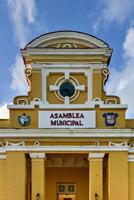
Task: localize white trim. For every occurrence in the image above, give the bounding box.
[100,104,128,109]
[0,128,134,138]
[25,32,108,48]
[7,104,35,109]
[88,153,105,160]
[0,154,7,159]
[128,155,134,162]
[0,145,129,153]
[50,85,59,91]
[39,103,95,109]
[7,102,128,109]
[42,64,92,104]
[75,85,85,91]
[29,153,46,159]
[22,48,112,56]
[32,63,107,70]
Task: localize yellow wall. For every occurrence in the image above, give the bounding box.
[93,71,102,99]
[46,167,89,200]
[10,108,38,128]
[0,159,6,200]
[6,152,26,200]
[30,70,42,100]
[128,161,134,200]
[97,108,126,128]
[108,152,128,200]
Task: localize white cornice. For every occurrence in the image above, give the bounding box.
[7,102,128,109]
[21,48,112,57]
[0,145,129,153]
[0,128,134,138]
[32,63,107,70]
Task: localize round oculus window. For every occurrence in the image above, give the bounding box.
[59,81,75,97]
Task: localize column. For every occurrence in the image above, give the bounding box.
[0,155,6,200]
[30,153,46,200]
[88,153,105,200]
[108,152,128,200]
[6,152,26,200]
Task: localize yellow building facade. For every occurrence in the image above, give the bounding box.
[0,31,134,200]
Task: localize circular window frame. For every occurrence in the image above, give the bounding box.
[54,76,80,102]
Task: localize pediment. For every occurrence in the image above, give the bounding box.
[26,31,109,49]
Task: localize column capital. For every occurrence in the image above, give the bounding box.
[29,153,46,159]
[0,154,7,159]
[88,153,105,161]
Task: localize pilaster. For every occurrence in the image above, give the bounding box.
[30,153,46,200]
[88,153,105,200]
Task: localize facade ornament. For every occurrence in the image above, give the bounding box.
[32,98,41,105]
[105,98,117,104]
[6,141,25,146]
[95,141,100,146]
[103,112,118,126]
[0,143,4,148]
[109,142,128,147]
[128,143,134,148]
[34,141,40,146]
[18,113,31,127]
[25,67,32,92]
[17,98,29,105]
[57,43,77,48]
[102,68,109,89]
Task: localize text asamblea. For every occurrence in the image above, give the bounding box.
[50,112,84,126]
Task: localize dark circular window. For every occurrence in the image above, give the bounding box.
[59,81,75,97]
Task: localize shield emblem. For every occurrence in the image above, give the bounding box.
[103,112,118,126]
[18,113,30,126]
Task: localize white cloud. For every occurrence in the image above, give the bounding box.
[0,104,9,119]
[7,0,37,47]
[102,0,133,23]
[10,55,28,94]
[93,0,134,33]
[106,26,134,118]
[6,0,37,96]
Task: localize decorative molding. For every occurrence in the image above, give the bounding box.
[7,99,127,109]
[25,67,32,92]
[109,142,128,147]
[32,63,107,70]
[57,43,77,49]
[102,68,109,88]
[29,153,46,159]
[6,141,25,147]
[0,128,134,138]
[0,145,129,153]
[22,48,112,58]
[88,153,105,160]
[105,98,117,104]
[16,98,29,105]
[34,141,40,146]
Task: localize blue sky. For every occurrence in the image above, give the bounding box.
[0,0,134,118]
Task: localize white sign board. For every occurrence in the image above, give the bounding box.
[39,111,96,128]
